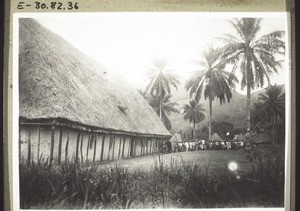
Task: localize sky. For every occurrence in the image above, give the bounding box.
[33,13,288,95]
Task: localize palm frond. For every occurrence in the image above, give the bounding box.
[228,19,246,41]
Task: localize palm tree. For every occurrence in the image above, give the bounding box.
[258,84,285,144]
[147,94,180,130]
[145,58,180,120]
[219,18,285,131]
[182,100,205,142]
[185,46,237,141]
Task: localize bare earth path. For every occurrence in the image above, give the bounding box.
[94,150,252,173]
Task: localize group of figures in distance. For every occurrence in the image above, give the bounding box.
[140,18,285,144]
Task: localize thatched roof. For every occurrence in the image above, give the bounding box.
[238,134,247,141]
[233,134,239,141]
[19,18,170,138]
[170,133,183,143]
[211,133,222,142]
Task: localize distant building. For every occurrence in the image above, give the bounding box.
[211,133,223,142]
[169,133,183,151]
[232,133,247,142]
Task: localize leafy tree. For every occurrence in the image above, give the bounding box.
[219,18,285,131]
[182,100,205,142]
[257,84,285,144]
[145,59,180,120]
[185,46,237,141]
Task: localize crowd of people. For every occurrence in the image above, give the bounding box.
[170,139,246,152]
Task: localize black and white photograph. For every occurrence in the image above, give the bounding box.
[13,12,289,210]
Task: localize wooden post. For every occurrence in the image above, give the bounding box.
[65,129,69,163]
[149,139,153,154]
[129,137,133,157]
[93,134,97,162]
[134,138,137,157]
[58,128,63,165]
[75,131,81,165]
[128,137,131,157]
[122,137,126,158]
[112,135,116,160]
[118,136,122,159]
[152,139,154,153]
[158,139,160,152]
[126,137,129,157]
[132,137,135,157]
[49,125,55,167]
[100,135,105,162]
[141,138,144,156]
[37,126,41,164]
[86,132,91,162]
[27,128,31,165]
[144,139,147,155]
[108,135,111,160]
[80,132,84,164]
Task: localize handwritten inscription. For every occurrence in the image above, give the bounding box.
[17,1,79,10]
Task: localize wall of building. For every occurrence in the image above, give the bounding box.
[19,124,166,165]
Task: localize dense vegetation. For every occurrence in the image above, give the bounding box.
[20,146,284,209]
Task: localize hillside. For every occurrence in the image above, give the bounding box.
[169,89,247,133]
[167,83,285,134]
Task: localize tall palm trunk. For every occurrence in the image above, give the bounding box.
[193,121,196,141]
[246,57,251,132]
[208,97,212,142]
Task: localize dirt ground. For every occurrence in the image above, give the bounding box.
[93,150,253,173]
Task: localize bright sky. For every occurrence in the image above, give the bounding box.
[33,13,288,94]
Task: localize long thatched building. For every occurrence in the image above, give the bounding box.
[19,18,171,166]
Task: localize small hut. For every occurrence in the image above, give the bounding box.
[232,134,239,142]
[238,134,247,142]
[18,18,171,166]
[169,133,183,152]
[211,133,222,142]
[232,133,246,142]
